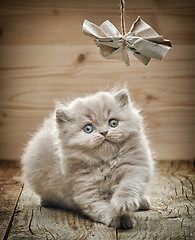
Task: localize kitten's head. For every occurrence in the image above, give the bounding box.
[56,89,141,161]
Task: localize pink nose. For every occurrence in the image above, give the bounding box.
[101,131,108,137]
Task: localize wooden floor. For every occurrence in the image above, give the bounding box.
[0,161,195,240]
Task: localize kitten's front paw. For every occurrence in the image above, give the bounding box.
[109,214,135,229]
[111,195,139,213]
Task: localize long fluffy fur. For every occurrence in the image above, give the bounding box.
[22,89,154,229]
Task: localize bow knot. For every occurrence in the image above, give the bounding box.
[83,16,172,66]
[122,36,126,49]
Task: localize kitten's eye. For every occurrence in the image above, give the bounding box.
[83,124,94,133]
[109,119,119,128]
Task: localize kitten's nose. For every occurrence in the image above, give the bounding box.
[100,131,108,137]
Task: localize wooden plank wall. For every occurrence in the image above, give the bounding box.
[0,0,194,161]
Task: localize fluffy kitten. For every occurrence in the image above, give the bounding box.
[22,89,154,229]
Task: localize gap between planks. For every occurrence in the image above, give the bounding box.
[0,160,22,240]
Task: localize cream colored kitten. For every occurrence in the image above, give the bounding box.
[22,89,154,229]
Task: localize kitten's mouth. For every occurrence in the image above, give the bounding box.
[101,139,112,144]
[97,138,115,148]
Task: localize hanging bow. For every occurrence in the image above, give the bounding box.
[83,16,172,66]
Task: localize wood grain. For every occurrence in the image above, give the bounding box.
[0,45,194,160]
[7,187,116,239]
[0,0,195,161]
[0,160,22,240]
[6,161,195,239]
[0,0,194,45]
[118,161,195,239]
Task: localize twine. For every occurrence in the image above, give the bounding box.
[120,0,126,51]
[120,0,126,36]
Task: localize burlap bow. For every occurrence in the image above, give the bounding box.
[83,16,172,66]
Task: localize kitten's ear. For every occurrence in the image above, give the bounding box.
[56,108,71,123]
[114,89,130,108]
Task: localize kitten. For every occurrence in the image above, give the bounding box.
[22,89,154,229]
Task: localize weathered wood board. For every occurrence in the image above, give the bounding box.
[7,161,195,240]
[0,161,22,240]
[7,186,117,239]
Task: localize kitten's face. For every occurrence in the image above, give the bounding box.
[56,90,140,160]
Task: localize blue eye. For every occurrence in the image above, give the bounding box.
[109,119,119,128]
[83,124,94,133]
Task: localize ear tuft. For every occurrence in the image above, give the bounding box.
[56,108,71,123]
[114,89,130,108]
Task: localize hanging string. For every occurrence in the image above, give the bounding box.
[120,0,126,36]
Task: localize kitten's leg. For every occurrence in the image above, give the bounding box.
[73,195,134,229]
[82,201,135,229]
[74,197,114,226]
[111,166,151,214]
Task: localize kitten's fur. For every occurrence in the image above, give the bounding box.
[22,89,154,229]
